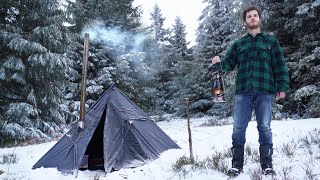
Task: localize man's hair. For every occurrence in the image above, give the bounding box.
[242,6,262,21]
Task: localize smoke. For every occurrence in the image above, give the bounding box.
[81,21,155,81]
[81,21,146,54]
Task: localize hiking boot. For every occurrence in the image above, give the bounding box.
[259,144,273,170]
[231,146,244,169]
[262,165,276,175]
[227,166,242,177]
[227,145,244,177]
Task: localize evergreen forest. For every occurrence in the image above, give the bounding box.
[0,0,319,146]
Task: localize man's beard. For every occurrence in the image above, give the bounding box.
[246,20,261,29]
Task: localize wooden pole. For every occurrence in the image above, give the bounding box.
[184,98,194,163]
[75,33,89,178]
[78,33,89,130]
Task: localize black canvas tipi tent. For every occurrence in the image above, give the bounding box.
[32,84,180,173]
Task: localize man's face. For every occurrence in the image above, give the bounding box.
[245,10,261,29]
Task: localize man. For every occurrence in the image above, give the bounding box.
[212,6,289,176]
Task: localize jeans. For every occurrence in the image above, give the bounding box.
[232,91,273,147]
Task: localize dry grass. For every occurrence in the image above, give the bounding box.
[171,129,320,179]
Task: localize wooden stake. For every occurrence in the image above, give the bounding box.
[184,98,194,163]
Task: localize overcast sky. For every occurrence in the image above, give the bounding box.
[133,0,206,46]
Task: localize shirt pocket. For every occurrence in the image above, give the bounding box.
[256,44,271,62]
[257,44,273,73]
[237,46,250,64]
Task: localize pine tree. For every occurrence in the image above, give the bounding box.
[149,4,170,44]
[171,17,189,59]
[192,0,240,117]
[170,17,196,114]
[65,0,147,116]
[0,0,73,145]
[136,37,162,114]
[264,0,320,118]
[147,4,176,113]
[67,0,141,33]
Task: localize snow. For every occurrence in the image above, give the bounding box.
[1,117,320,180]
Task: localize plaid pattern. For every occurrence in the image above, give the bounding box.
[215,32,289,94]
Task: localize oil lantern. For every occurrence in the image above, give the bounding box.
[211,72,226,103]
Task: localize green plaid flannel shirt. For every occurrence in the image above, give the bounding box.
[215,32,289,95]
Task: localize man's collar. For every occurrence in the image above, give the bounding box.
[245,31,266,38]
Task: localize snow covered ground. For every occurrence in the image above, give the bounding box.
[1,117,320,180]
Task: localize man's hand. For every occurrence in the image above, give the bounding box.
[277,92,286,99]
[212,56,221,64]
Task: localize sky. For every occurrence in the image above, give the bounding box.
[1,117,320,179]
[133,0,207,46]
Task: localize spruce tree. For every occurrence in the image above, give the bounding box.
[193,0,239,117]
[147,4,176,113]
[67,0,141,33]
[170,17,196,115]
[264,0,320,118]
[136,37,162,114]
[65,0,147,116]
[149,4,169,44]
[0,0,73,145]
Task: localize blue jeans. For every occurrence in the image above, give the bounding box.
[232,91,273,147]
